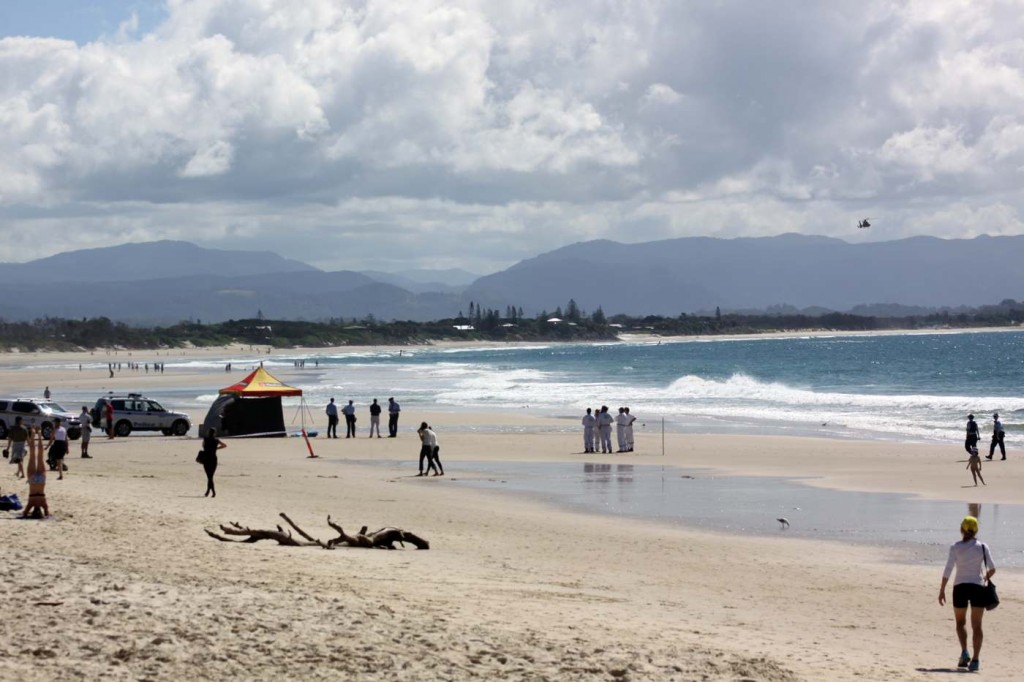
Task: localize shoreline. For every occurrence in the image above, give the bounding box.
[2,347,1022,679]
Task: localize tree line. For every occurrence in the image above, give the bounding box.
[2,298,1024,351]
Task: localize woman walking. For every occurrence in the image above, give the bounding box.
[938,516,996,672]
[200,427,226,497]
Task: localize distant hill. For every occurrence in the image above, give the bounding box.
[360,268,479,294]
[0,240,318,284]
[4,235,1024,324]
[464,234,1024,316]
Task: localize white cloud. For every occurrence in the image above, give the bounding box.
[1,0,1024,272]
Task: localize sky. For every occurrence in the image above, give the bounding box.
[2,0,1024,275]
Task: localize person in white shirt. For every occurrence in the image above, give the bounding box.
[614,407,629,452]
[624,407,636,452]
[596,406,614,454]
[79,406,93,458]
[47,418,69,480]
[416,422,443,476]
[938,516,996,672]
[581,408,596,453]
[342,400,356,438]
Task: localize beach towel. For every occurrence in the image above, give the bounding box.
[0,493,23,511]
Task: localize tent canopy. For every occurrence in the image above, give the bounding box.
[219,367,302,397]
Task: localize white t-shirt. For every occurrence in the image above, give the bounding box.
[421,429,437,447]
[943,538,994,586]
[54,426,68,442]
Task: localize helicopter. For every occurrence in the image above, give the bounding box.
[857,218,871,229]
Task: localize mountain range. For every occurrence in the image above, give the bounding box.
[0,235,1021,324]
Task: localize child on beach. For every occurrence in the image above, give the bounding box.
[966,448,986,487]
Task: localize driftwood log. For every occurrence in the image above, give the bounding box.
[205,513,429,550]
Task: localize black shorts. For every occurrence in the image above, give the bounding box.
[952,582,987,608]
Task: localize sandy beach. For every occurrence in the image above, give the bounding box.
[1,352,1021,680]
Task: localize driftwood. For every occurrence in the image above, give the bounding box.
[205,513,429,550]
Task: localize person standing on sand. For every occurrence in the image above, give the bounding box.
[581,408,596,453]
[6,416,29,478]
[105,400,115,439]
[624,407,636,452]
[987,413,1005,460]
[614,407,629,453]
[596,406,614,454]
[417,422,442,476]
[388,397,401,437]
[43,386,50,400]
[342,400,356,438]
[47,418,68,480]
[369,399,382,438]
[939,516,996,672]
[966,450,985,486]
[79,406,92,458]
[201,427,227,497]
[965,414,980,455]
[325,398,339,438]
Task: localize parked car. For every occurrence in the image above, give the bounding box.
[0,398,82,440]
[92,393,191,437]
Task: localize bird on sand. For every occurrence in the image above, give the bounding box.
[776,518,790,529]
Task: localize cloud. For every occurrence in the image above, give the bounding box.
[1,0,1024,274]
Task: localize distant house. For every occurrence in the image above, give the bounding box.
[608,323,623,328]
[546,317,563,324]
[501,323,516,328]
[452,324,475,331]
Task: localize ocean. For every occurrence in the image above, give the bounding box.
[80,328,1023,444]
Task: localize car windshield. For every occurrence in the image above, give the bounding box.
[39,402,68,412]
[146,401,165,411]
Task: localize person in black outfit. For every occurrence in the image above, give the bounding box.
[201,427,227,498]
[965,414,980,455]
[368,399,382,438]
[988,413,1006,460]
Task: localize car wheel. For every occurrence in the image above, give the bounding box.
[171,419,190,436]
[41,422,53,440]
[67,427,82,441]
[0,421,7,440]
[115,420,133,437]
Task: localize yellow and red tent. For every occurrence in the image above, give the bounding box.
[219,367,302,397]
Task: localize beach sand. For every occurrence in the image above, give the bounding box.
[1,355,1021,680]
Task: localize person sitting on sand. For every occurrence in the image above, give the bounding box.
[939,516,996,672]
[22,427,49,519]
[966,449,985,486]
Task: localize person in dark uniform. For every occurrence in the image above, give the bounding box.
[987,413,1006,460]
[965,414,980,455]
[388,397,401,437]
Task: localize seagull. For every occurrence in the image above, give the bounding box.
[857,218,871,229]
[776,518,790,529]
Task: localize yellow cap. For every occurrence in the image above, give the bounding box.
[961,516,979,533]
